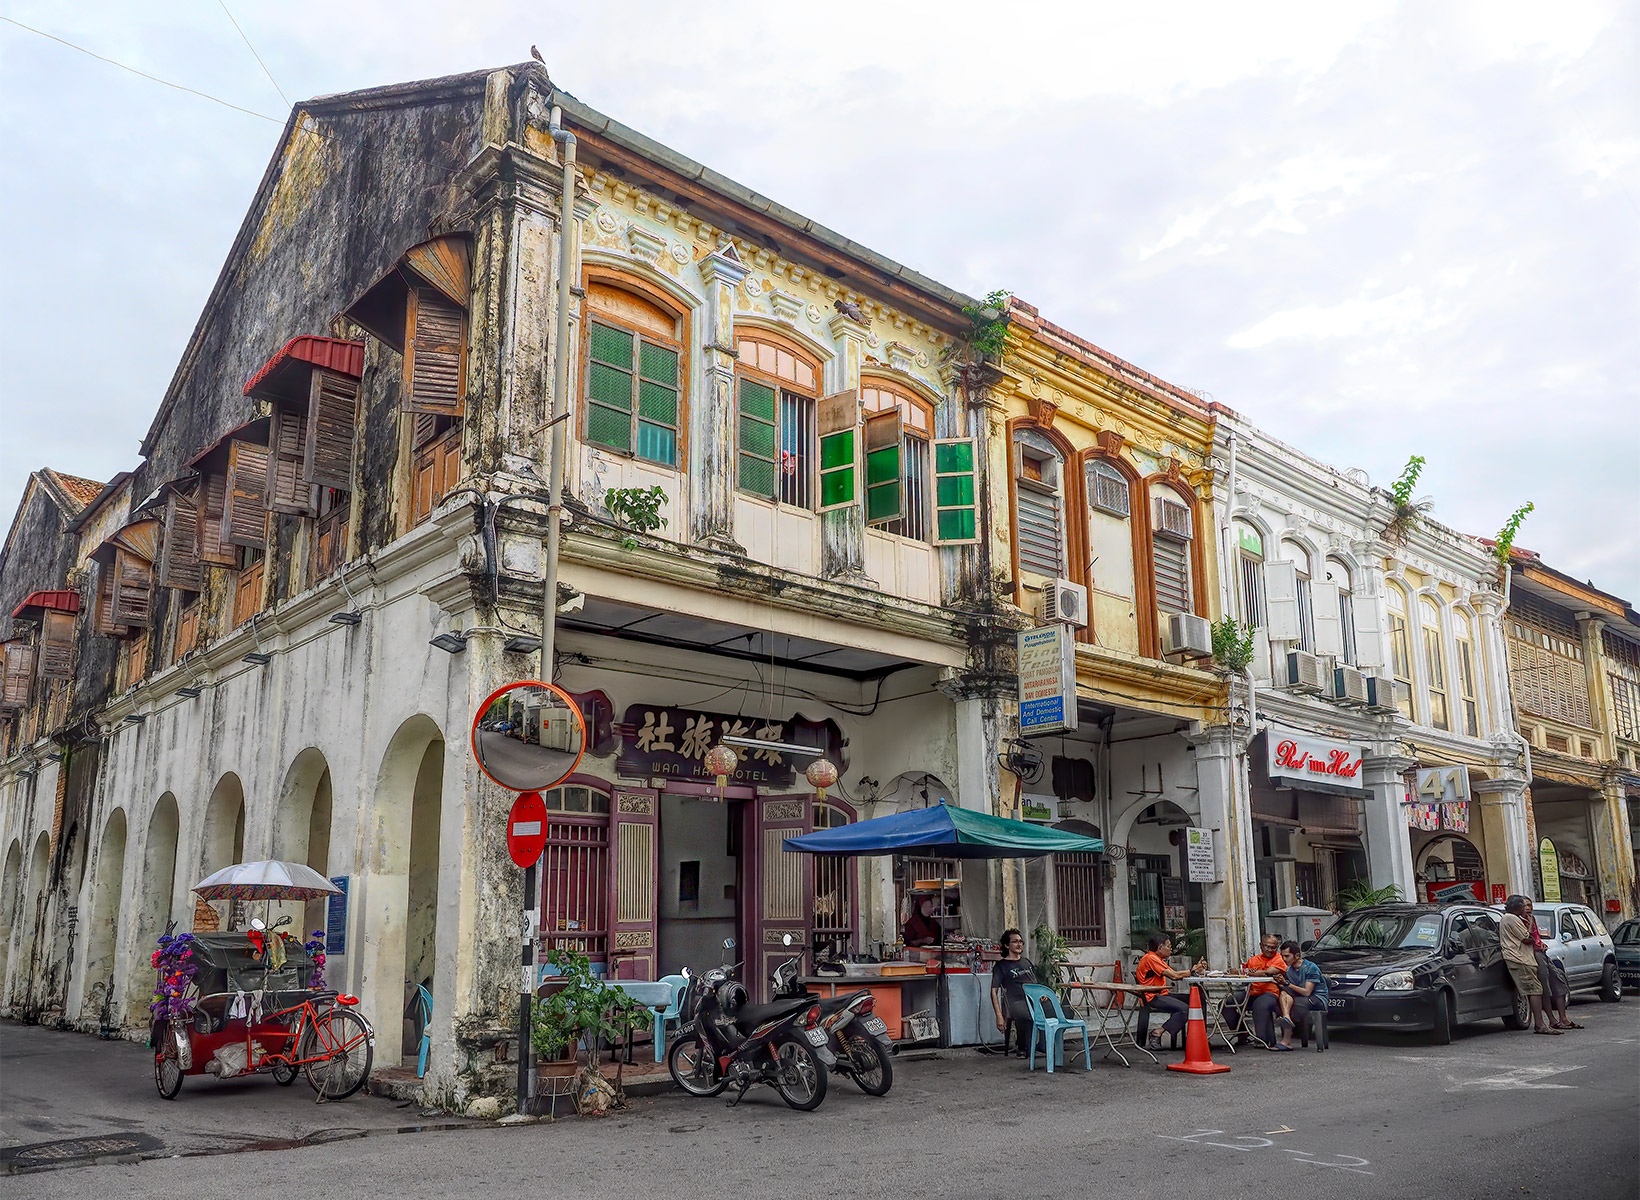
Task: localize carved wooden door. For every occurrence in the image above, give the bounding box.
[608,788,659,979]
[752,794,813,1001]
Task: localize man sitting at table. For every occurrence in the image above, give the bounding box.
[1222,932,1287,1045]
[1135,933,1207,1051]
[1272,939,1328,1050]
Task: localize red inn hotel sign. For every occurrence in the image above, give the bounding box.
[1267,729,1365,791]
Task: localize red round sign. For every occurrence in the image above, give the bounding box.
[506,791,548,869]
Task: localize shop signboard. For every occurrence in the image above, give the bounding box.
[1020,797,1054,824]
[1162,876,1187,928]
[1186,827,1217,883]
[325,875,349,956]
[616,705,843,786]
[1266,730,1365,793]
[1539,837,1562,903]
[1019,625,1077,736]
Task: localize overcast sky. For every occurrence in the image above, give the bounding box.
[2,2,1635,598]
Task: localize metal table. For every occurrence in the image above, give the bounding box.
[1180,976,1276,1052]
[1063,980,1158,1067]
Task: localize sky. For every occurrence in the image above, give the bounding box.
[2,1,1636,598]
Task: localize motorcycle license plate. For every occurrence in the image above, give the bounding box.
[861,1016,887,1035]
[804,1028,828,1047]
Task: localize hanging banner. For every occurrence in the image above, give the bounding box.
[1019,625,1077,736]
[1186,827,1217,883]
[1538,838,1562,903]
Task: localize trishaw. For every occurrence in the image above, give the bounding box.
[151,861,375,1101]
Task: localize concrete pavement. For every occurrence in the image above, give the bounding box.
[473,730,578,791]
[4,994,1636,1196]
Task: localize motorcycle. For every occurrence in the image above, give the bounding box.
[770,934,895,1097]
[667,939,836,1111]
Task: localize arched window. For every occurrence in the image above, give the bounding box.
[1150,484,1194,616]
[1325,557,1355,665]
[1088,460,1130,517]
[736,332,821,508]
[1234,521,1267,628]
[584,281,685,467]
[1387,583,1415,719]
[1014,429,1065,577]
[861,381,933,540]
[1421,596,1450,731]
[1086,460,1134,601]
[1454,609,1481,737]
[1280,540,1314,652]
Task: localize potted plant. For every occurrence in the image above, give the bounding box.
[531,947,650,1112]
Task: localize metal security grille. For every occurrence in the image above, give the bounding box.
[1612,676,1639,741]
[1017,488,1063,576]
[1054,853,1104,945]
[779,391,816,509]
[539,803,609,962]
[813,804,855,947]
[1089,460,1130,516]
[881,435,929,540]
[1154,535,1190,613]
[1239,553,1266,627]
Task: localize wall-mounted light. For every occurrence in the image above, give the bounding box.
[16,767,35,781]
[242,616,272,666]
[124,713,146,726]
[720,734,827,758]
[504,634,542,654]
[430,631,469,654]
[328,611,362,627]
[44,751,62,762]
[175,685,204,698]
[330,566,364,626]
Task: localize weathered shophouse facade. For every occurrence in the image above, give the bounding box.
[0,63,1046,1102]
[1497,547,1639,925]
[988,301,1241,969]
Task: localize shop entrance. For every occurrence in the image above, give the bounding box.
[657,794,738,978]
[1414,833,1488,902]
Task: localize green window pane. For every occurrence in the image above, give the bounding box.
[587,404,632,453]
[636,422,677,466]
[937,508,977,542]
[590,322,633,366]
[819,468,854,508]
[739,379,776,422]
[639,341,678,385]
[739,415,775,460]
[819,430,854,470]
[738,455,775,498]
[866,481,901,524]
[638,381,678,426]
[866,445,901,487]
[934,440,975,474]
[936,473,975,508]
[588,362,634,410]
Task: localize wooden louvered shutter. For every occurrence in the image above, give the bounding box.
[158,494,203,592]
[40,611,75,680]
[94,562,123,634]
[2,644,34,707]
[404,286,466,417]
[266,406,315,516]
[111,548,153,627]
[304,368,359,490]
[197,472,236,566]
[225,440,269,548]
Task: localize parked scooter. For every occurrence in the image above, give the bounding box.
[667,939,836,1111]
[770,934,895,1096]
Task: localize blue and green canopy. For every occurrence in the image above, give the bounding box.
[783,801,1103,859]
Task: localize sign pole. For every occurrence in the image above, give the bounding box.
[516,861,535,1112]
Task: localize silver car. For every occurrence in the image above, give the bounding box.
[1492,902,1623,1002]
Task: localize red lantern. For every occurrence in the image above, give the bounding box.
[805,758,839,801]
[704,744,740,795]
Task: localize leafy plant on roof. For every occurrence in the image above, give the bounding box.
[604,486,668,552]
[1211,618,1256,677]
[1491,502,1534,583]
[946,288,1012,365]
[1381,454,1432,546]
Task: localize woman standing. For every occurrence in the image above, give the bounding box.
[1501,894,1560,1035]
[990,929,1037,1057]
[1526,899,1581,1030]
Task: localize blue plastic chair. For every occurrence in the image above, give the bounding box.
[654,974,688,1063]
[415,985,432,1078]
[1022,984,1091,1073]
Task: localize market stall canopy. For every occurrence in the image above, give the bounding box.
[193,860,340,902]
[783,801,1104,859]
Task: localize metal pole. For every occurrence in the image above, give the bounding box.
[516,861,535,1112]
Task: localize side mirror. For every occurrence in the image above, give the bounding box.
[1300,940,1315,952]
[249,917,266,932]
[1561,931,1574,943]
[681,966,691,979]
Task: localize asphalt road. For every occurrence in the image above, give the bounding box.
[474,730,579,791]
[5,995,1637,1198]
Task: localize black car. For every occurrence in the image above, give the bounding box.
[1614,919,1640,990]
[1306,903,1530,1044]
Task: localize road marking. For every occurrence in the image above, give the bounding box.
[1443,1064,1585,1091]
[1265,1125,1296,1135]
[1158,1131,1372,1175]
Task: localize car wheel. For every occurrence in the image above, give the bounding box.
[1600,962,1623,1003]
[1503,988,1531,1030]
[1427,990,1454,1045]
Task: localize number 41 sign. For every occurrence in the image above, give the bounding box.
[1416,765,1470,805]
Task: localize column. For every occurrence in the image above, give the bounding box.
[1471,591,1513,741]
[941,672,1014,937]
[692,247,748,551]
[823,312,873,585]
[1362,752,1417,899]
[1472,775,1533,896]
[1187,725,1257,967]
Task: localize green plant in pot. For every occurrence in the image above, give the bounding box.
[1333,880,1402,912]
[1031,923,1070,996]
[531,946,651,1109]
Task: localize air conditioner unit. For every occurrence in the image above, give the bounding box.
[1038,578,1088,629]
[1333,664,1368,706]
[1152,496,1192,539]
[1284,650,1326,695]
[1261,825,1297,860]
[1363,674,1399,714]
[1165,612,1213,660]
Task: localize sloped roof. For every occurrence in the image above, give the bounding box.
[42,470,105,511]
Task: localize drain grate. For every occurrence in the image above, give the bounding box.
[1,1132,164,1169]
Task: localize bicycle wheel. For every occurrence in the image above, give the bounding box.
[301,1008,374,1100]
[667,1033,727,1097]
[155,1029,184,1100]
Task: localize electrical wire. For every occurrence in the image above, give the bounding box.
[216,0,289,108]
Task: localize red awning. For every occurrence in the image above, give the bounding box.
[243,336,365,403]
[12,590,81,619]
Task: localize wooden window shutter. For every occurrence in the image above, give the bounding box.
[404,286,466,417]
[197,471,236,566]
[863,408,904,525]
[94,562,124,635]
[111,548,154,627]
[304,368,359,490]
[225,440,269,549]
[40,611,76,680]
[816,389,859,513]
[2,644,34,707]
[932,437,980,545]
[266,406,315,516]
[158,494,203,592]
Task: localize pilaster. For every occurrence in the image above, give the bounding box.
[823,313,873,586]
[1471,774,1533,896]
[1362,752,1417,899]
[1187,724,1258,965]
[692,246,749,551]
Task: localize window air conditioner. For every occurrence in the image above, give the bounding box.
[1333,664,1369,706]
[1152,496,1192,539]
[1165,612,1214,660]
[1261,825,1297,860]
[1038,578,1088,629]
[1363,674,1399,714]
[1284,650,1326,695]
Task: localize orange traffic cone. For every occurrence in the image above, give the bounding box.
[1167,985,1230,1075]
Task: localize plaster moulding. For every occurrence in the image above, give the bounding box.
[769,289,805,323]
[625,223,668,265]
[1027,394,1059,429]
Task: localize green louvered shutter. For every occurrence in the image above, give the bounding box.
[933,437,980,545]
[816,389,859,512]
[737,379,778,498]
[587,321,635,454]
[864,409,903,525]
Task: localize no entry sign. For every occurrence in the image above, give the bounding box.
[507,791,547,869]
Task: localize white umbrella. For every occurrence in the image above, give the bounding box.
[192,860,340,902]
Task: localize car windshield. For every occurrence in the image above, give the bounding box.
[1616,923,1640,946]
[1315,911,1444,950]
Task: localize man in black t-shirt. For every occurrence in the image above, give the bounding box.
[990,929,1037,1056]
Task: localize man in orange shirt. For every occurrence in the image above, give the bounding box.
[1135,933,1207,1051]
[1224,932,1288,1045]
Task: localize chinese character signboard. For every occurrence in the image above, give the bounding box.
[1186,827,1217,883]
[1019,625,1076,737]
[616,706,843,786]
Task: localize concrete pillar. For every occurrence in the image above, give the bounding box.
[823,313,873,585]
[1471,591,1512,739]
[692,247,749,551]
[943,676,1014,937]
[1362,752,1417,899]
[1472,775,1533,896]
[1187,725,1257,966]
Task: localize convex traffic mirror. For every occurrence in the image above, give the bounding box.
[471,680,587,793]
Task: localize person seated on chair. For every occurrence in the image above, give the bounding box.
[903,897,943,948]
[991,928,1037,1056]
[1135,933,1205,1051]
[1224,932,1288,1045]
[1272,940,1327,1050]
